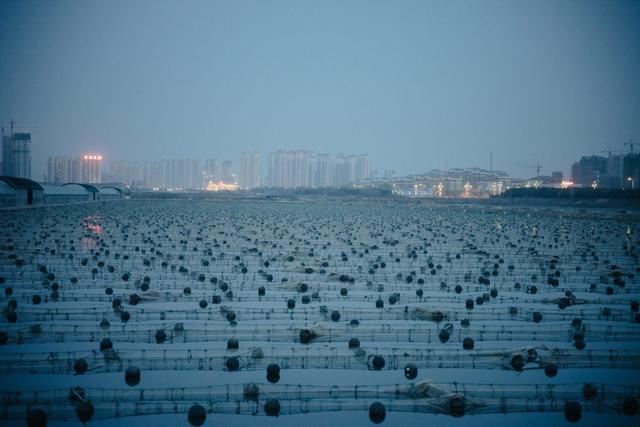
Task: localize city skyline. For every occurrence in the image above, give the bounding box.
[5,126,640,183]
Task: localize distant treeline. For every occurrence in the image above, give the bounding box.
[500,187,640,199]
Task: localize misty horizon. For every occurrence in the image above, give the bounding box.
[1,0,639,181]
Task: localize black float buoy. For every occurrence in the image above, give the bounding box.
[300,329,314,344]
[287,298,295,309]
[75,400,95,424]
[227,337,239,350]
[69,387,85,403]
[267,363,280,376]
[564,400,581,423]
[155,329,167,344]
[462,337,474,350]
[267,363,280,383]
[226,311,237,322]
[243,383,260,401]
[125,366,141,386]
[582,383,597,400]
[375,299,384,308]
[128,293,141,306]
[404,363,418,380]
[510,354,525,371]
[225,356,240,371]
[100,319,110,330]
[532,312,543,323]
[199,299,207,309]
[73,358,88,375]
[371,355,385,370]
[340,287,348,296]
[99,338,112,351]
[120,311,130,322]
[438,329,450,343]
[460,318,470,328]
[449,395,465,417]
[368,401,386,424]
[544,363,558,377]
[465,299,474,309]
[431,311,444,323]
[27,408,47,427]
[258,286,265,296]
[264,398,281,417]
[349,338,360,348]
[622,398,639,416]
[212,295,221,304]
[188,404,207,426]
[331,310,341,322]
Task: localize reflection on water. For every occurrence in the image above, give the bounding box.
[82,237,97,250]
[84,215,103,234]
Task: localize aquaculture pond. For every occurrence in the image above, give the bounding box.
[1,200,639,427]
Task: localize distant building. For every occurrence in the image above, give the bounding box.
[375,167,510,198]
[2,122,31,179]
[168,158,200,190]
[623,154,640,189]
[551,171,563,184]
[204,158,219,182]
[110,160,142,185]
[570,152,640,189]
[267,150,368,188]
[80,155,102,183]
[571,156,607,188]
[206,181,238,192]
[143,159,170,189]
[222,160,234,183]
[240,151,261,189]
[604,155,624,188]
[47,156,82,183]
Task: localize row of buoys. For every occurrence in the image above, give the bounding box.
[2,199,639,426]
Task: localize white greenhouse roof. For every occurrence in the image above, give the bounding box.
[0,180,16,195]
[40,183,91,195]
[99,187,122,195]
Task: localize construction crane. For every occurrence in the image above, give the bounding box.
[624,139,638,154]
[601,148,625,157]
[523,163,543,176]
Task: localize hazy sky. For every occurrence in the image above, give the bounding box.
[1,0,639,180]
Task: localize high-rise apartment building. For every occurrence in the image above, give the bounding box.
[222,160,233,182]
[240,151,261,189]
[267,150,368,188]
[204,159,219,182]
[46,156,81,183]
[2,122,31,179]
[80,155,102,183]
